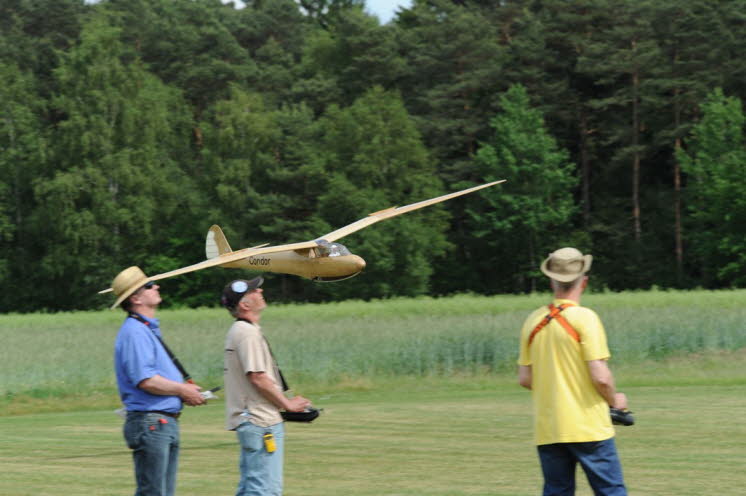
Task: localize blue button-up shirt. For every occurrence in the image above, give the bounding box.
[114,313,184,413]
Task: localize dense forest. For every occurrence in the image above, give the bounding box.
[1,0,745,312]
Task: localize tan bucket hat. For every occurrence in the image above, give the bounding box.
[110,266,152,310]
[540,247,592,282]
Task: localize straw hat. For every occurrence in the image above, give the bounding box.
[540,247,592,282]
[110,266,152,310]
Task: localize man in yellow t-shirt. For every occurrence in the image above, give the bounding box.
[518,248,628,495]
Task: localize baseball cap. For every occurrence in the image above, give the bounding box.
[221,276,264,309]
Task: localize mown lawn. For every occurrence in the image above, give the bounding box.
[1,368,745,495]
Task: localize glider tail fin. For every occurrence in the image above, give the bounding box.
[206,225,233,259]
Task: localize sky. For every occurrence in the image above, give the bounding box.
[364,0,413,23]
[220,1,414,24]
[85,1,414,24]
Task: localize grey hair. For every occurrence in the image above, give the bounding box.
[550,277,584,293]
[228,294,251,318]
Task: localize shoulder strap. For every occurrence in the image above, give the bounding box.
[129,313,193,383]
[236,318,290,392]
[527,303,580,346]
[552,305,581,343]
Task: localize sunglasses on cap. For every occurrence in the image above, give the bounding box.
[231,280,248,293]
[231,280,262,296]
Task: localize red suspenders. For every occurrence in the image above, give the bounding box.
[527,303,580,346]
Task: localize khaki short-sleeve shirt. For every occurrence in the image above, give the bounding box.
[224,320,283,429]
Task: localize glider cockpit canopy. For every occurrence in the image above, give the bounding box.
[315,240,351,258]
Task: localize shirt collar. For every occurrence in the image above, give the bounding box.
[553,298,579,306]
[130,312,160,329]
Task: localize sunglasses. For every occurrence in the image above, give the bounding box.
[231,280,248,293]
[141,281,156,290]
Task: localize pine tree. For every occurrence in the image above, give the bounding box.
[300,6,405,107]
[220,0,312,109]
[297,0,365,29]
[530,0,618,227]
[105,0,253,114]
[577,1,666,243]
[397,0,508,182]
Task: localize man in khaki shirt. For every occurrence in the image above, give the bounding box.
[222,277,311,496]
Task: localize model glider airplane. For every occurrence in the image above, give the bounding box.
[99,180,504,291]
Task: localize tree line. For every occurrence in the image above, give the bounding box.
[1,0,744,312]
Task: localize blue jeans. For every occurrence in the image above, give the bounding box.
[537,438,626,496]
[235,421,285,496]
[123,412,180,496]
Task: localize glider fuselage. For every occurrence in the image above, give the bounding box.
[217,244,366,281]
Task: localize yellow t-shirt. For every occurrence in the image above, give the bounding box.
[518,299,615,445]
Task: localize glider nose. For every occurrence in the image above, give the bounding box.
[353,255,366,272]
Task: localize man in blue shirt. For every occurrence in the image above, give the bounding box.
[111,266,205,496]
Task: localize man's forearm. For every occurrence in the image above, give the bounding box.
[593,380,617,406]
[587,360,617,406]
[139,375,186,396]
[518,365,532,390]
[249,372,290,410]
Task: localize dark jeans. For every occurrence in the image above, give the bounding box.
[124,412,180,496]
[537,438,627,496]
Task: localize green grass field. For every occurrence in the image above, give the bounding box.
[1,290,746,494]
[2,374,746,495]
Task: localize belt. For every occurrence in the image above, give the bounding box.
[150,410,181,419]
[131,410,181,419]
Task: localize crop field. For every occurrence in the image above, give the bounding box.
[1,290,746,494]
[2,289,746,406]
